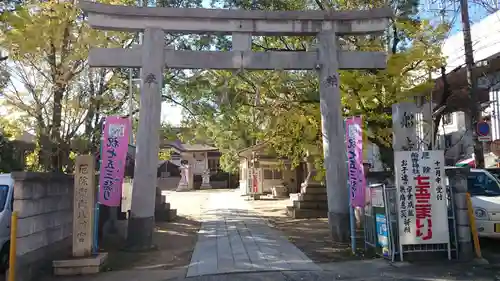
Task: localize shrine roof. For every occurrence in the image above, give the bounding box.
[162,140,218,152]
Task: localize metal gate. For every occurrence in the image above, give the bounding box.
[364,183,459,262]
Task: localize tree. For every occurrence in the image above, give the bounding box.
[0,118,24,173]
[0,133,23,173]
[171,0,447,174]
[0,0,137,171]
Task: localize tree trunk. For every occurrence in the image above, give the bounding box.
[50,86,65,172]
[460,0,485,168]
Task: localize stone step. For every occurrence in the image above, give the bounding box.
[291,193,323,201]
[155,208,177,222]
[159,202,171,210]
[293,200,328,210]
[302,185,326,194]
[299,193,327,201]
[286,206,327,219]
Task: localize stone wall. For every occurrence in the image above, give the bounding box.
[8,172,74,281]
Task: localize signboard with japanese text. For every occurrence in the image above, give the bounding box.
[345,116,365,207]
[99,116,131,207]
[394,150,449,245]
[392,102,418,151]
[73,155,95,257]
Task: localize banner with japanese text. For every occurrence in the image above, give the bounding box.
[99,116,131,207]
[394,150,449,245]
[345,116,365,207]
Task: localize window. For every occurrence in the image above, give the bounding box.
[208,158,220,172]
[442,113,453,125]
[263,168,283,180]
[467,171,500,196]
[0,185,9,212]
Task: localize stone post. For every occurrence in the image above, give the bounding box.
[127,27,165,250]
[317,29,350,242]
[446,166,474,261]
[52,156,108,276]
[73,155,95,257]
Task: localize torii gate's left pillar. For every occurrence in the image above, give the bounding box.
[127,28,165,250]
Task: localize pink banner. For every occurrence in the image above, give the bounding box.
[345,116,365,207]
[99,116,130,207]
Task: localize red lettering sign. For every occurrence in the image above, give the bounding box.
[414,175,433,240]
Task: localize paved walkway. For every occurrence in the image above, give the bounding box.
[186,191,321,277]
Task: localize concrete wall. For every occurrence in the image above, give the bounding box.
[9,172,74,281]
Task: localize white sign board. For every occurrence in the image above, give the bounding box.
[370,188,384,208]
[394,150,449,245]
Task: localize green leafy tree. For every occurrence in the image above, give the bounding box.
[171,0,448,173]
[0,118,24,172]
[0,133,23,173]
[0,0,137,171]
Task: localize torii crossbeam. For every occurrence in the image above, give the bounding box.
[80,1,392,250]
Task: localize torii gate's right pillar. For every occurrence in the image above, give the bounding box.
[317,29,349,241]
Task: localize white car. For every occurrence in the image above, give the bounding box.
[466,168,500,238]
[0,174,13,270]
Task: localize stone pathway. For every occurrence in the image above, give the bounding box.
[186,191,321,277]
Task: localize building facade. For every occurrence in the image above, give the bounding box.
[433,10,500,164]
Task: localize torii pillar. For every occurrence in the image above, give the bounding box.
[127,27,165,249]
[80,1,392,248]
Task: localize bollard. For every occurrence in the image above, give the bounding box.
[8,211,18,281]
[466,193,482,259]
[446,166,473,261]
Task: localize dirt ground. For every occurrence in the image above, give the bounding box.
[247,196,368,263]
[98,189,215,272]
[101,216,201,271]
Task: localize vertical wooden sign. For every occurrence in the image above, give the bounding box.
[73,155,96,257]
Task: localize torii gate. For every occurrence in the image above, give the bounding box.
[80,1,392,250]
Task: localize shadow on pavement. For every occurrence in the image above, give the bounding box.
[246,197,367,263]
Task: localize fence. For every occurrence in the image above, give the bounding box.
[364,183,459,262]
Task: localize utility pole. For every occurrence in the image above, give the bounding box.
[459,0,485,168]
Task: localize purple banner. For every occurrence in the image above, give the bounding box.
[345,116,365,207]
[99,116,130,207]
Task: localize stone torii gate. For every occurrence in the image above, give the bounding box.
[80,1,392,250]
